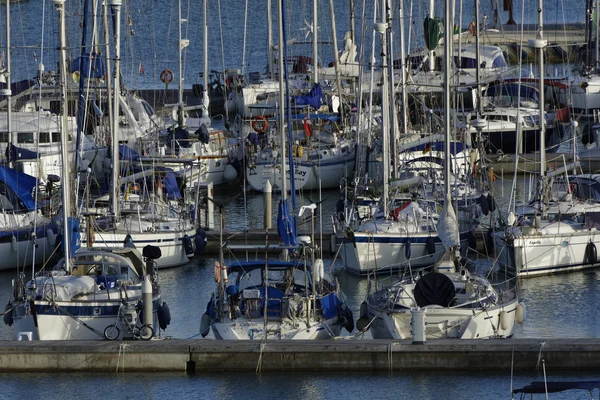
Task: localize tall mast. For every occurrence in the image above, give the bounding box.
[428,0,434,72]
[267,0,274,77]
[386,0,397,178]
[329,0,344,123]
[111,0,122,221]
[398,0,408,137]
[376,0,389,217]
[444,0,452,197]
[277,0,287,200]
[530,0,547,213]
[54,0,71,270]
[201,0,210,125]
[5,0,11,151]
[312,0,318,85]
[178,0,183,107]
[475,0,482,117]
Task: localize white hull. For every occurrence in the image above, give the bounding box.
[212,317,340,340]
[84,225,197,268]
[495,223,600,277]
[366,298,518,339]
[247,163,311,192]
[570,75,600,113]
[340,232,446,276]
[13,298,160,340]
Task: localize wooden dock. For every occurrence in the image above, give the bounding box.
[0,339,599,372]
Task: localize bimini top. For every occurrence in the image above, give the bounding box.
[512,380,600,394]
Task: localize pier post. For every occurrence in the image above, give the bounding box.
[264,180,272,230]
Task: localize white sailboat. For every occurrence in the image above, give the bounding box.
[493,0,600,278]
[8,0,168,340]
[358,0,522,341]
[82,0,196,269]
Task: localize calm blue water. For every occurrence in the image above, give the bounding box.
[0,0,595,398]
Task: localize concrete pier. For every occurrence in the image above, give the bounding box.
[0,339,599,372]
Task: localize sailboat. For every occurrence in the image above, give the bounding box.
[493,0,600,278]
[339,2,481,276]
[357,0,522,340]
[200,0,353,340]
[156,0,239,188]
[80,0,197,269]
[8,0,168,340]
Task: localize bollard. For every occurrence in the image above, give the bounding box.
[411,308,426,344]
[143,275,153,332]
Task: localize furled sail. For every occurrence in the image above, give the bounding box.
[436,194,459,250]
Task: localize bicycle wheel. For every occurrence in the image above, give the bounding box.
[104,324,120,340]
[138,324,154,341]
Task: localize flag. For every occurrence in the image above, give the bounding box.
[33,52,38,62]
[139,62,145,76]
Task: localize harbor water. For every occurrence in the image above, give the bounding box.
[0,0,595,397]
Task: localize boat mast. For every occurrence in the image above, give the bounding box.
[201,0,210,125]
[312,0,318,85]
[329,0,345,123]
[4,0,11,153]
[54,0,71,270]
[428,0,434,72]
[444,0,452,198]
[376,0,389,218]
[75,0,91,188]
[267,0,274,77]
[398,0,408,138]
[386,0,398,178]
[111,0,122,221]
[475,0,482,118]
[277,0,287,201]
[531,0,547,214]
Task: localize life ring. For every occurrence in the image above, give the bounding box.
[468,21,476,35]
[160,68,174,84]
[251,116,268,134]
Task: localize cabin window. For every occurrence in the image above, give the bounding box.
[17,132,34,143]
[454,56,477,69]
[0,132,9,142]
[52,132,61,143]
[39,132,50,143]
[492,55,507,68]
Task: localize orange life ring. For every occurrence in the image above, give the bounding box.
[468,21,476,35]
[251,116,269,134]
[160,68,174,84]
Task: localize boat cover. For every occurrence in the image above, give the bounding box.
[292,84,323,109]
[414,272,455,308]
[512,381,600,394]
[0,165,38,211]
[34,275,97,302]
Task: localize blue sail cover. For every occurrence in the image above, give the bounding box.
[5,144,38,162]
[0,166,38,211]
[163,172,181,199]
[277,199,296,246]
[119,144,140,161]
[292,84,323,109]
[68,217,81,259]
[70,52,106,79]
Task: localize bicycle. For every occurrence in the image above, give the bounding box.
[104,300,154,341]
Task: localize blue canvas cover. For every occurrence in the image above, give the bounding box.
[320,292,340,319]
[163,172,182,199]
[277,199,296,246]
[119,144,140,161]
[0,166,38,211]
[292,84,323,109]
